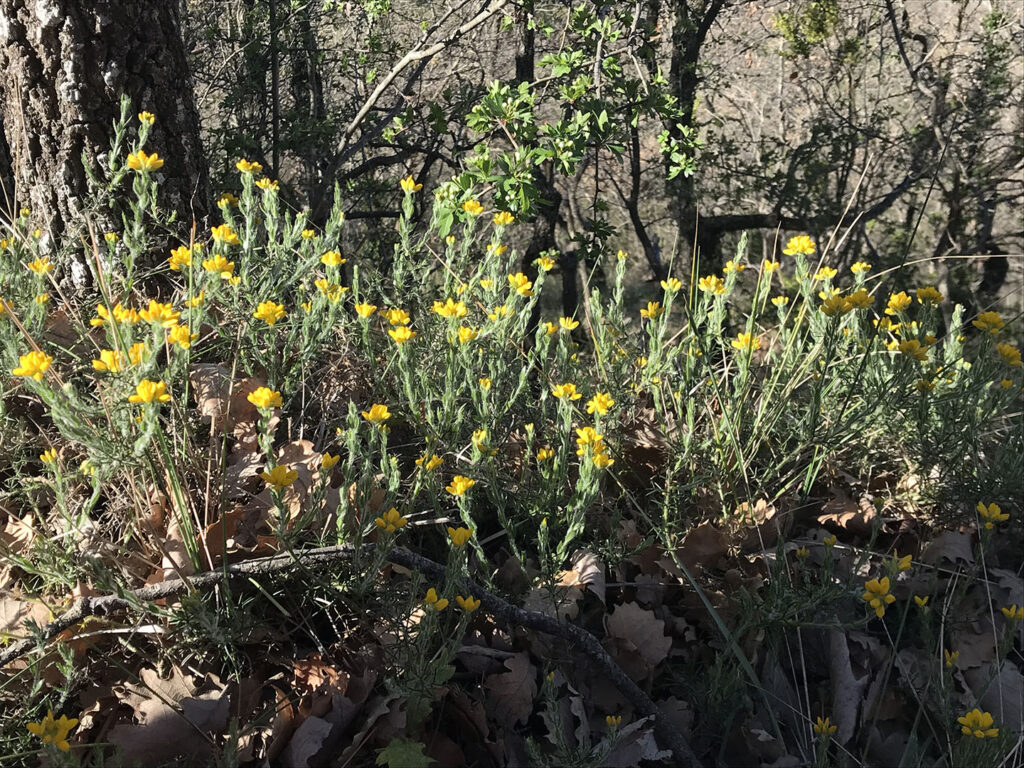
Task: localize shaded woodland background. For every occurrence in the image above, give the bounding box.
[0,0,1021,313]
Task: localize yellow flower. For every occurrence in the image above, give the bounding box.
[105,304,139,325]
[916,286,943,304]
[446,475,475,496]
[972,311,1004,334]
[168,246,192,271]
[478,377,491,390]
[388,326,416,344]
[976,501,1008,529]
[508,273,534,297]
[128,343,148,366]
[34,293,50,305]
[592,449,615,469]
[616,249,628,261]
[138,111,155,124]
[26,256,53,274]
[211,224,240,246]
[126,150,164,172]
[321,452,340,470]
[40,448,57,464]
[247,387,282,409]
[771,296,790,307]
[80,459,95,477]
[457,326,479,344]
[400,175,422,192]
[361,404,391,424]
[812,716,837,736]
[92,349,126,373]
[696,276,729,294]
[1001,604,1024,621]
[255,178,279,191]
[898,339,928,362]
[314,279,346,302]
[261,464,298,491]
[202,253,236,278]
[140,300,180,328]
[488,305,510,321]
[432,298,468,318]
[320,250,346,267]
[383,307,411,325]
[997,343,1021,367]
[462,199,484,216]
[846,289,874,309]
[820,295,850,316]
[480,279,494,290]
[375,507,409,533]
[12,350,53,380]
[448,526,473,547]
[552,316,578,333]
[813,266,838,281]
[957,708,998,739]
[425,588,448,611]
[893,553,912,572]
[185,291,205,308]
[945,649,959,668]
[167,324,197,349]
[551,383,582,400]
[300,228,316,239]
[129,379,171,404]
[586,392,614,416]
[861,577,895,618]
[486,242,508,256]
[723,260,746,274]
[732,333,762,352]
[823,535,837,547]
[236,158,264,174]
[782,235,815,256]
[660,277,682,292]
[885,291,912,315]
[218,193,239,207]
[456,595,481,613]
[253,300,287,326]
[355,303,377,318]
[795,546,809,558]
[493,211,515,226]
[762,260,780,273]
[606,715,623,729]
[914,595,929,608]
[999,378,1013,389]
[416,453,444,471]
[575,426,606,456]
[640,301,664,319]
[915,379,935,393]
[544,321,558,336]
[536,447,554,461]
[472,429,488,450]
[445,235,457,247]
[536,256,556,271]
[26,710,78,752]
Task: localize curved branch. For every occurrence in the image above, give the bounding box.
[1,544,701,767]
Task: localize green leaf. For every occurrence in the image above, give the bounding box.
[376,738,433,768]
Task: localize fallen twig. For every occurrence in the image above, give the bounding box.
[0,544,700,767]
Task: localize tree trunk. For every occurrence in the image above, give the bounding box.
[666,0,724,265]
[0,114,13,217]
[0,0,210,255]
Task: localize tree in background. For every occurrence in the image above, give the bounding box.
[0,0,210,262]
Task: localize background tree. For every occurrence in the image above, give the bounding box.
[0,0,211,259]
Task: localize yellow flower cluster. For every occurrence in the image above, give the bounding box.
[861,577,895,618]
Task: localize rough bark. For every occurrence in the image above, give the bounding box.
[0,0,210,254]
[666,0,725,264]
[0,114,13,217]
